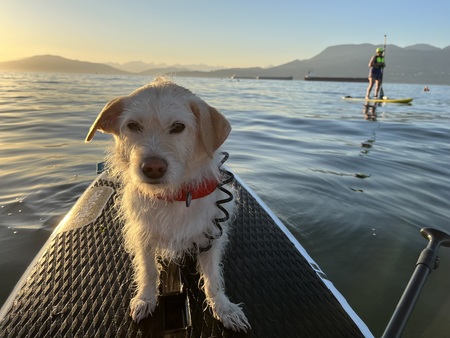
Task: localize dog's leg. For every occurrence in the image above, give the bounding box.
[129,246,160,323]
[197,242,250,332]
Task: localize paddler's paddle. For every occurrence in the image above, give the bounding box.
[382,227,450,338]
[380,35,387,98]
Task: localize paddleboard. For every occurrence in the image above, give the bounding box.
[0,168,373,338]
[343,96,413,103]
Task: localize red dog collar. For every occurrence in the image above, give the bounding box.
[158,179,219,207]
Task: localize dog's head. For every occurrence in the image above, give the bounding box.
[86,77,231,188]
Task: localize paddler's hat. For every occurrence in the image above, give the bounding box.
[376,47,384,53]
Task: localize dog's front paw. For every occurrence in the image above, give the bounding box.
[209,296,251,333]
[130,296,157,323]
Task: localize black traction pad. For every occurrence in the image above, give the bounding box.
[0,176,367,337]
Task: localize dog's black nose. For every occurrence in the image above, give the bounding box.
[141,157,168,179]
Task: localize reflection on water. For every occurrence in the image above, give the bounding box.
[363,102,379,121]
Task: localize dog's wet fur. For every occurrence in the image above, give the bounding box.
[86,77,250,332]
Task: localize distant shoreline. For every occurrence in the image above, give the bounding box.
[304,76,368,83]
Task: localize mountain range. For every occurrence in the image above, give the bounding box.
[1,44,449,85]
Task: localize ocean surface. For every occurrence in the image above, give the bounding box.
[1,72,449,337]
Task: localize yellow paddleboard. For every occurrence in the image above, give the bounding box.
[343,96,413,103]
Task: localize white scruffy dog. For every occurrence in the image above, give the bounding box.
[86,77,249,332]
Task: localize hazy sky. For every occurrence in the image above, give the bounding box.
[1,0,449,68]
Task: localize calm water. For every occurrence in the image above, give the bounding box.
[1,72,450,337]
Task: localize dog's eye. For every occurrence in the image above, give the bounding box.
[170,122,185,134]
[127,121,143,133]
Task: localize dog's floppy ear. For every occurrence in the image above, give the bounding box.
[190,101,231,158]
[85,97,125,142]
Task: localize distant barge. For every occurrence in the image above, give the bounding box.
[231,75,293,81]
[304,76,367,83]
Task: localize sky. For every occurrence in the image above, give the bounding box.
[1,0,449,68]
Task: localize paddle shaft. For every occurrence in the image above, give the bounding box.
[380,35,387,98]
[382,228,450,338]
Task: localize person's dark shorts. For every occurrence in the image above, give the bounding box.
[369,68,383,80]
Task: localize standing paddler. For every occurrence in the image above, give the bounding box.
[365,46,386,99]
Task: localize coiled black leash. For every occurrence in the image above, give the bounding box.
[197,152,234,253]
